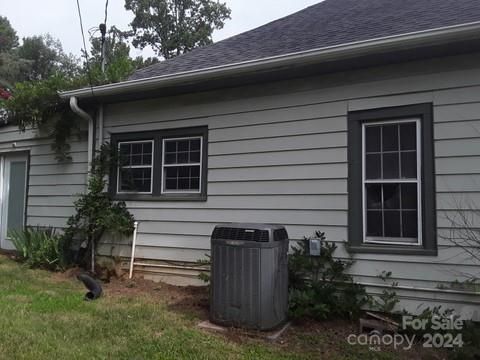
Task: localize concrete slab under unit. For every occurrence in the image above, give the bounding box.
[197,320,291,341]
[198,320,227,332]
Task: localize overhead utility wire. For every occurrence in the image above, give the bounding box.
[76,0,95,98]
[104,0,109,25]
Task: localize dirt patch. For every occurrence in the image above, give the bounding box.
[54,270,210,318]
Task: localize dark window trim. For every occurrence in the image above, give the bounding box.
[347,103,437,256]
[109,126,208,201]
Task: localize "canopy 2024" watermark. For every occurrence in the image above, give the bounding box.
[347,314,464,352]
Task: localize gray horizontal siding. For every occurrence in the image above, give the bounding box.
[209,163,347,181]
[101,52,480,296]
[0,126,88,229]
[208,179,347,195]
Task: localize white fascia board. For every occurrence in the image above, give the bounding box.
[59,21,480,100]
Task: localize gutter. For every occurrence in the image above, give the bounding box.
[59,21,480,100]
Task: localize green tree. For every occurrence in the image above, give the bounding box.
[0,16,18,52]
[0,52,30,88]
[17,34,80,81]
[2,27,140,160]
[125,0,231,59]
[87,26,138,83]
[134,56,160,69]
[0,16,22,88]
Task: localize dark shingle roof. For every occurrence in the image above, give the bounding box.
[130,0,480,80]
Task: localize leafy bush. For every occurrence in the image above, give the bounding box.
[450,320,480,360]
[288,231,369,320]
[369,271,400,313]
[63,143,135,271]
[9,227,66,270]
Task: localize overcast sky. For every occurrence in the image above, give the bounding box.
[0,0,321,58]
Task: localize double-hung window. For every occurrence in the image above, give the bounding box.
[117,140,154,194]
[348,104,436,255]
[363,120,421,244]
[110,126,208,200]
[162,137,203,193]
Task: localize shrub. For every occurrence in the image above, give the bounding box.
[369,271,400,313]
[9,227,66,270]
[63,143,135,271]
[288,231,369,320]
[450,320,480,360]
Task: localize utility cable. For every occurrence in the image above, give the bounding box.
[76,0,95,98]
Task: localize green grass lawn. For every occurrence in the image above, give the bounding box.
[0,255,433,360]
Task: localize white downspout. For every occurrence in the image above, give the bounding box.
[69,96,94,175]
[97,104,104,149]
[69,96,96,273]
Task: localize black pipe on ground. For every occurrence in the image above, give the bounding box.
[77,273,103,301]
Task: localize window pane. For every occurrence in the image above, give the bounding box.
[190,166,200,177]
[131,154,142,165]
[383,184,400,209]
[366,211,383,237]
[366,184,382,209]
[164,138,202,165]
[120,143,130,156]
[165,153,176,164]
[382,125,399,151]
[401,152,417,178]
[178,166,190,178]
[165,141,177,152]
[366,154,381,179]
[191,178,200,189]
[119,143,131,166]
[143,154,152,164]
[165,178,177,190]
[178,178,190,190]
[400,123,416,150]
[366,126,381,153]
[190,151,201,163]
[165,167,178,179]
[143,142,152,154]
[164,165,201,191]
[119,141,153,166]
[131,143,142,155]
[177,151,189,163]
[384,210,401,237]
[402,211,418,238]
[190,139,201,151]
[382,153,399,179]
[178,140,189,151]
[119,168,152,192]
[401,184,418,210]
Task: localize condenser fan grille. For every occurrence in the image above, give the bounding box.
[212,227,269,242]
